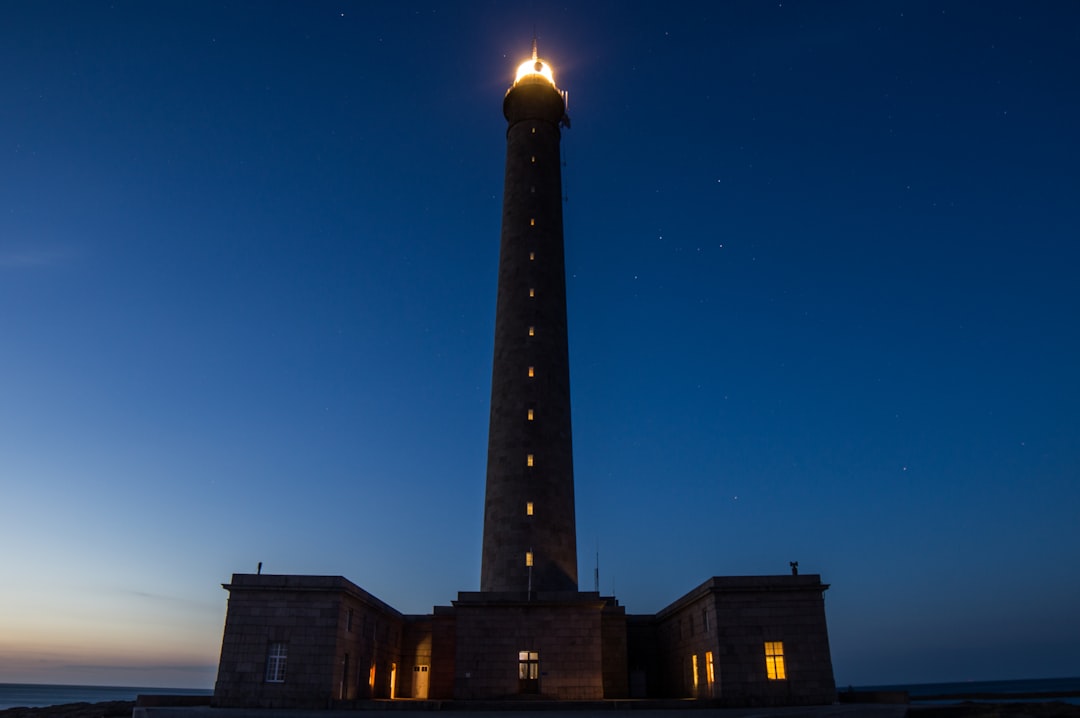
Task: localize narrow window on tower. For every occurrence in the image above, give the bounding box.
[528,326,535,336]
[529,252,535,261]
[526,454,534,467]
[529,288,535,297]
[531,155,536,163]
[531,127,536,134]
[526,501,534,515]
[527,366,535,378]
[527,409,534,421]
[530,218,535,226]
[525,552,534,567]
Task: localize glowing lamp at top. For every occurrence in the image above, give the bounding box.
[514,57,555,86]
[513,41,556,87]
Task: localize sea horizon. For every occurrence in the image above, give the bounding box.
[0,683,213,711]
[3,676,1080,710]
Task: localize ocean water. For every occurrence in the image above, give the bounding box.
[856,676,1080,705]
[0,683,212,711]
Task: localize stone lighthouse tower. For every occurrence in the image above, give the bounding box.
[480,42,577,594]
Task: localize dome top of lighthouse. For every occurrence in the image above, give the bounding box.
[512,40,557,89]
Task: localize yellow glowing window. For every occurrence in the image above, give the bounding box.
[528,326,535,336]
[706,651,715,688]
[525,552,534,567]
[531,127,536,134]
[526,454,534,467]
[528,366,535,377]
[518,650,539,680]
[531,155,536,163]
[529,251,535,261]
[526,501,534,515]
[692,654,699,690]
[527,409,534,421]
[530,218,535,226]
[765,642,786,680]
[529,288,535,297]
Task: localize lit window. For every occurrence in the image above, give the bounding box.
[765,642,786,680]
[706,651,715,691]
[526,501,534,515]
[518,650,539,680]
[528,326,535,336]
[531,155,536,163]
[525,552,534,567]
[526,454,534,467]
[530,218,535,226]
[265,642,287,683]
[529,252,535,261]
[527,409,534,421]
[531,127,536,134]
[692,654,699,690]
[528,366,535,378]
[529,288,535,297]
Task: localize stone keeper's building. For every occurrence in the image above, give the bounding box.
[212,44,837,709]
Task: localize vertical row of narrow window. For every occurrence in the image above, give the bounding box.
[524,125,537,539]
[525,126,539,569]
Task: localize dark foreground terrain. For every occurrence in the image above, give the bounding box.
[0,701,134,718]
[912,704,1080,717]
[3,701,1080,718]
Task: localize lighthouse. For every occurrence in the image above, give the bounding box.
[480,42,578,594]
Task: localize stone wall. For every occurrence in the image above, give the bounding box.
[451,592,609,700]
[213,575,404,708]
[651,575,836,706]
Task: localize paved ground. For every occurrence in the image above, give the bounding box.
[134,708,909,718]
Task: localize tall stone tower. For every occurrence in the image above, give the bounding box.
[481,43,577,593]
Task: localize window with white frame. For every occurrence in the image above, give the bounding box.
[265,642,287,683]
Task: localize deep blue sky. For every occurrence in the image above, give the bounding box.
[2,0,1078,689]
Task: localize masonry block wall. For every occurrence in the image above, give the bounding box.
[213,575,404,708]
[626,615,660,698]
[452,592,607,700]
[600,602,629,698]
[429,607,457,699]
[399,615,437,699]
[653,575,836,706]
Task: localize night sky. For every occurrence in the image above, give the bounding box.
[2,1,1078,690]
